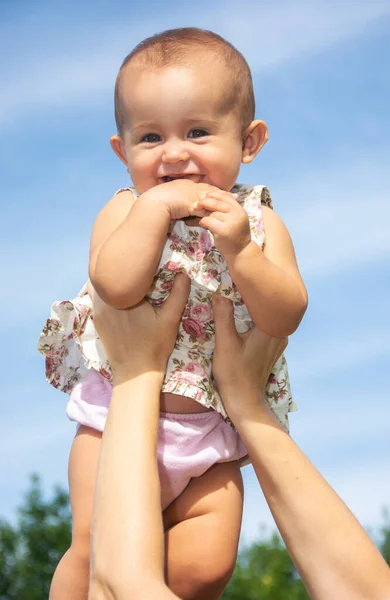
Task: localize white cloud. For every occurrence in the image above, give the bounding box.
[292,198,390,279]
[1,1,389,130]
[278,161,390,279]
[217,0,390,71]
[289,330,390,382]
[291,387,390,453]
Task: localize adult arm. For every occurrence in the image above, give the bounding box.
[212,295,390,600]
[89,375,179,600]
[88,276,190,600]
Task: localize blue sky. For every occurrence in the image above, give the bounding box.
[1,0,390,546]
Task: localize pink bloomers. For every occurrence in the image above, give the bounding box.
[157,410,248,510]
[68,370,248,509]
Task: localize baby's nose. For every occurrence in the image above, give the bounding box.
[162,141,190,163]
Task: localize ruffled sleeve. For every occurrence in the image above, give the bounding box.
[37,288,111,394]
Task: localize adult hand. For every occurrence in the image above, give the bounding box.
[90,274,190,383]
[212,294,287,420]
[90,277,189,600]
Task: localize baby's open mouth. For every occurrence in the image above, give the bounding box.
[161,174,204,183]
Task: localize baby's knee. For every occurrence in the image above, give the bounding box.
[178,552,236,600]
[69,528,92,569]
[202,552,236,593]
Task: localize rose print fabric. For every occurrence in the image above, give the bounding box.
[38,184,297,431]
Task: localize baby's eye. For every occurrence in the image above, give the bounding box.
[141,133,161,143]
[188,129,208,139]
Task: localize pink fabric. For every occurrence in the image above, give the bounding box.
[67,370,248,509]
[158,411,248,510]
[66,369,112,431]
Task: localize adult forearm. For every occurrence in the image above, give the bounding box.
[91,199,170,308]
[231,401,390,599]
[226,242,307,337]
[90,374,166,592]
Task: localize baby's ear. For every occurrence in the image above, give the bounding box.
[241,120,268,164]
[110,135,128,166]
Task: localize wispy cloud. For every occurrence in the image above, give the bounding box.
[1,1,389,130]
[289,329,390,382]
[279,161,390,279]
[291,387,390,452]
[218,1,390,71]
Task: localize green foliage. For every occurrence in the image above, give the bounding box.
[222,533,309,599]
[0,474,71,600]
[0,474,389,599]
[380,509,390,566]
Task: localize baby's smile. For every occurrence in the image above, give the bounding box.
[159,174,205,184]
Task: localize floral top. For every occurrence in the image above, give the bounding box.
[38,184,297,431]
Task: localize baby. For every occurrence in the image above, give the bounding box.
[39,28,307,600]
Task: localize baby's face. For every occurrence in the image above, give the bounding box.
[115,63,247,193]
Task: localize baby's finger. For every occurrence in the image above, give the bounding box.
[198,215,226,234]
[195,197,230,214]
[207,191,239,204]
[202,210,226,221]
[190,205,209,218]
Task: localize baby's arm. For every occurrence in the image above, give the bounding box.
[228,206,307,336]
[198,193,307,337]
[89,189,169,308]
[90,181,214,309]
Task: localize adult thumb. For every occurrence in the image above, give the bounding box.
[89,284,104,318]
[163,273,191,324]
[212,294,238,346]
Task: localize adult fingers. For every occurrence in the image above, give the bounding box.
[245,328,288,376]
[89,283,98,307]
[212,295,239,349]
[90,285,108,329]
[161,273,191,327]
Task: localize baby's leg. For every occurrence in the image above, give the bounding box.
[163,460,244,600]
[49,425,102,600]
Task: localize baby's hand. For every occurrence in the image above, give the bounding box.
[196,190,251,258]
[141,180,221,220]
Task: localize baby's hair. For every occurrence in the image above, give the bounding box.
[114,27,255,136]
